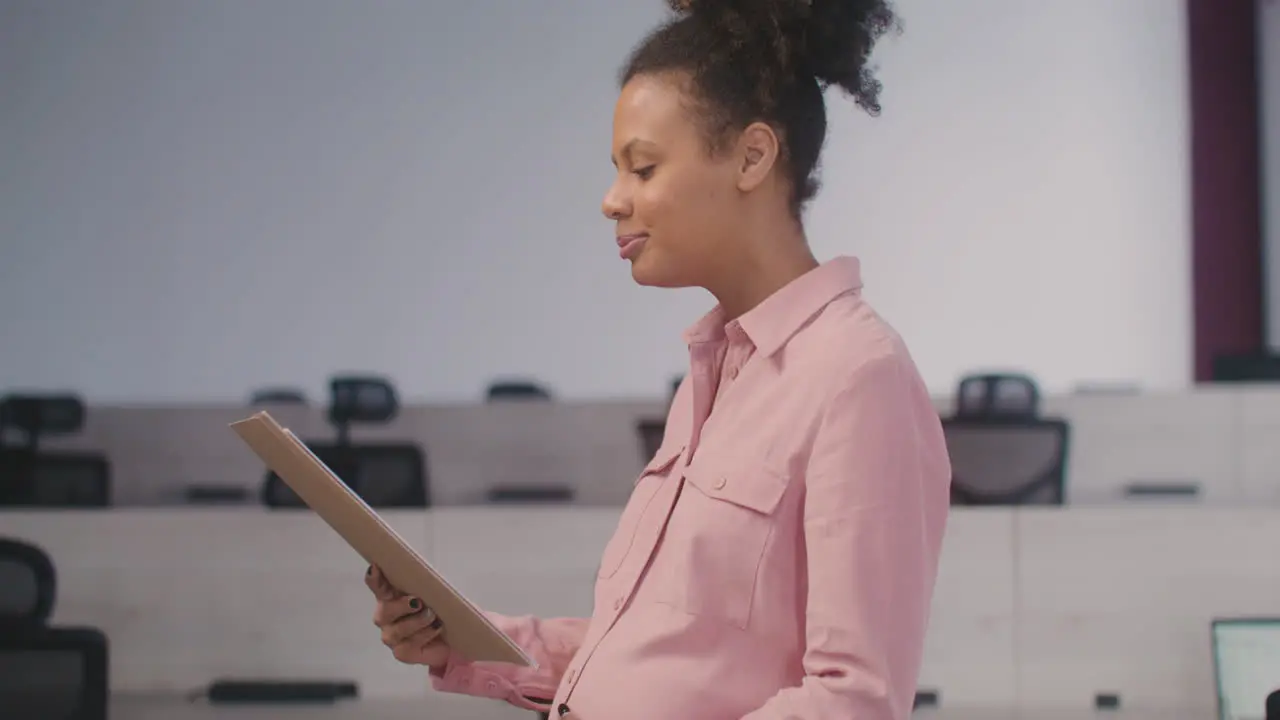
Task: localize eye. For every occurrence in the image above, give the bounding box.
[633,165,655,180]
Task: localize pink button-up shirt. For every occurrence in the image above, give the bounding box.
[432,256,951,719]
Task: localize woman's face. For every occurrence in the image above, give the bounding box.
[602,73,743,288]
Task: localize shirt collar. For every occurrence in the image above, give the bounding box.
[681,255,864,357]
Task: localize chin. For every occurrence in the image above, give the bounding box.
[627,247,692,288]
[629,254,674,287]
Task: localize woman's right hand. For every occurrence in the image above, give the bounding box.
[366,564,451,670]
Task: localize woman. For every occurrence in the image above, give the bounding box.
[366,0,951,717]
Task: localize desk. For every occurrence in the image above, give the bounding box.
[108,696,1210,720]
[4,507,1276,713]
[112,694,528,719]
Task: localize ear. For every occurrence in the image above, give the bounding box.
[735,121,781,193]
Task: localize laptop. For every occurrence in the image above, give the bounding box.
[1212,617,1280,720]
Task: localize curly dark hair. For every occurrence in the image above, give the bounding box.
[620,0,900,216]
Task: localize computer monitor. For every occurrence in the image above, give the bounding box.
[1212,618,1280,720]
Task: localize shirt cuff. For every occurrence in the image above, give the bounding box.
[428,649,552,712]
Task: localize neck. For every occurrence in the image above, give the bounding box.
[707,214,818,321]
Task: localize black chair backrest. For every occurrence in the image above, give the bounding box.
[326,376,398,446]
[636,419,666,463]
[943,417,1069,506]
[263,442,429,508]
[0,538,56,628]
[328,376,398,425]
[0,451,111,508]
[0,626,109,720]
[1212,351,1280,382]
[0,395,85,451]
[954,373,1040,419]
[0,538,109,719]
[486,380,552,401]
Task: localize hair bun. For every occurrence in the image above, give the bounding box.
[666,0,898,115]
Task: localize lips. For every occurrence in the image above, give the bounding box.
[617,232,649,260]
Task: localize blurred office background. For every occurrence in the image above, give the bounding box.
[2,0,1279,718]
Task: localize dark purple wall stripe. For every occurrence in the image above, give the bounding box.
[1189,0,1265,381]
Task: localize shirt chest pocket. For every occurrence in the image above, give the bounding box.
[596,445,684,580]
[651,460,790,630]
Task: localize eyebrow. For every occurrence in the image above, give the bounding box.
[611,138,656,167]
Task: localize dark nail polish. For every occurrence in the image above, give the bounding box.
[366,566,373,577]
[558,703,571,717]
[429,616,443,630]
[409,598,421,611]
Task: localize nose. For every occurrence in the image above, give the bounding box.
[601,177,630,221]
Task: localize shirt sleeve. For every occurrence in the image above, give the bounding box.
[741,352,951,720]
[430,611,589,713]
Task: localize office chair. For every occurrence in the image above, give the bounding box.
[1211,351,1280,382]
[0,538,55,624]
[263,376,429,508]
[486,380,553,401]
[327,375,399,445]
[0,537,109,720]
[953,373,1040,419]
[942,417,1069,505]
[263,443,429,508]
[0,395,110,507]
[636,419,667,464]
[629,376,682,467]
[481,378,577,503]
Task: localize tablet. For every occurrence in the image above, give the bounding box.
[229,411,536,667]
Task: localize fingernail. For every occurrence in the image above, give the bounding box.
[558,703,571,717]
[429,615,443,630]
[409,598,421,611]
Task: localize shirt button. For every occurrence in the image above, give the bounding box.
[613,597,624,611]
[714,476,727,490]
[727,366,738,380]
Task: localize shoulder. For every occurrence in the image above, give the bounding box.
[793,297,950,496]
[779,291,924,402]
[757,293,940,471]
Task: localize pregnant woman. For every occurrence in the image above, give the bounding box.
[367,1,951,718]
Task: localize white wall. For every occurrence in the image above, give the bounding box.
[0,0,1191,403]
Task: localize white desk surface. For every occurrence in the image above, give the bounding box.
[112,694,529,719]
[109,695,1211,720]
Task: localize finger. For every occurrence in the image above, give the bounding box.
[390,620,445,652]
[366,565,402,601]
[382,606,441,645]
[384,620,445,653]
[374,595,427,627]
[390,626,444,664]
[417,624,445,650]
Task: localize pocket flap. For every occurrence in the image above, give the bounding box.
[686,462,788,514]
[636,444,684,483]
